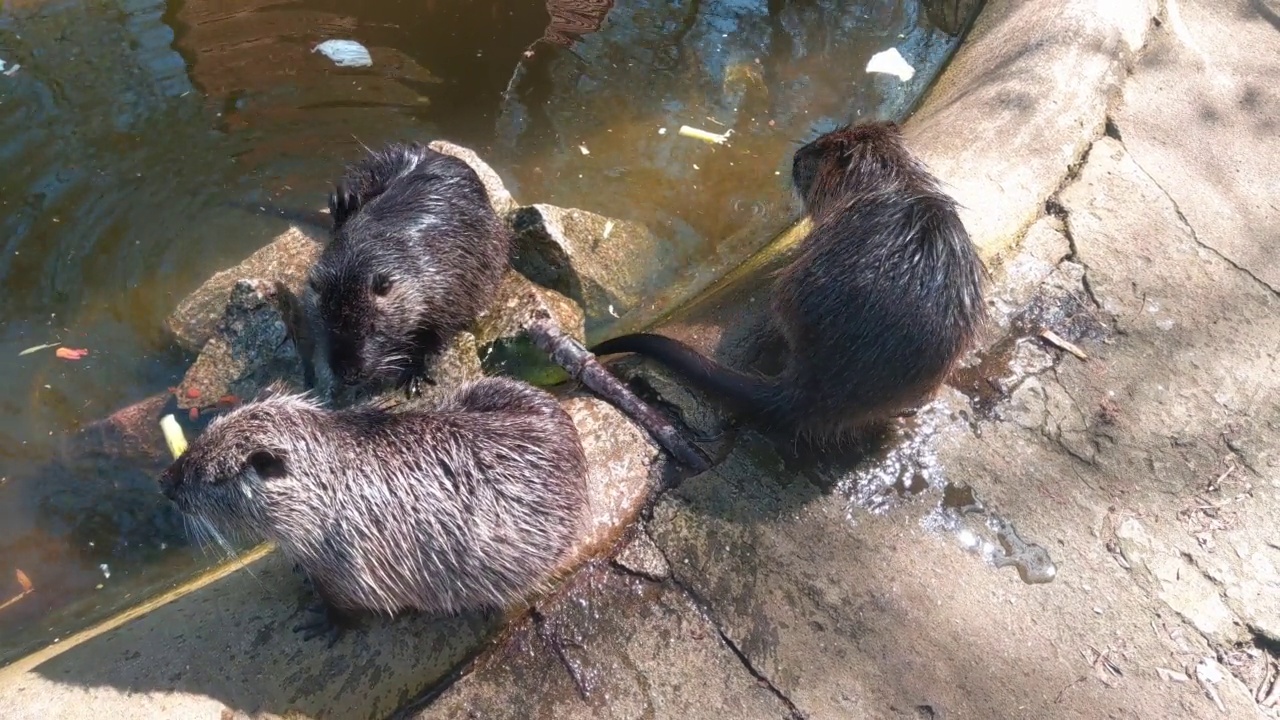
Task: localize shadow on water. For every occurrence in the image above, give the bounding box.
[0,0,977,667]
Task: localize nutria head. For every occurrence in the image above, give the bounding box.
[791,121,929,221]
[158,389,333,546]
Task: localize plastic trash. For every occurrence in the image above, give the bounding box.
[866,47,915,82]
[313,39,373,68]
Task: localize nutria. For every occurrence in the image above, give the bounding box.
[592,121,987,446]
[306,142,511,398]
[157,376,588,643]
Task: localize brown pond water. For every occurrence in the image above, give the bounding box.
[0,0,980,664]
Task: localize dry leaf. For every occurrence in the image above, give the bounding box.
[55,347,89,360]
[15,569,32,592]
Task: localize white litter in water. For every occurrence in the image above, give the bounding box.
[313,40,373,68]
[99,563,111,579]
[866,47,915,82]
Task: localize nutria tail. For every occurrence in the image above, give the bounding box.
[591,332,789,419]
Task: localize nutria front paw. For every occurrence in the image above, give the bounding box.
[293,602,347,648]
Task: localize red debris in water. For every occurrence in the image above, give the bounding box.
[54,348,89,360]
[189,407,199,421]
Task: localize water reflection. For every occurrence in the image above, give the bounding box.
[0,0,977,664]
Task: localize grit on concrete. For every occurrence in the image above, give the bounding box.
[408,0,1280,718]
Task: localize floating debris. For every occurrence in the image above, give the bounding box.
[678,125,732,145]
[19,342,60,356]
[866,47,915,82]
[578,144,590,155]
[54,347,89,360]
[160,414,189,459]
[313,39,373,68]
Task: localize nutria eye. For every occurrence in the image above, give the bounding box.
[372,274,393,296]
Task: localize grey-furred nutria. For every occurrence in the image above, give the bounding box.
[591,121,987,446]
[157,376,588,642]
[306,142,511,398]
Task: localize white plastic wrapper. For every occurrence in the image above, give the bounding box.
[313,39,373,68]
[866,47,915,82]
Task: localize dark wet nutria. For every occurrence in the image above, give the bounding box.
[157,376,588,643]
[592,121,987,445]
[306,142,511,397]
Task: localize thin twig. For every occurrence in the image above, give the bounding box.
[523,309,711,474]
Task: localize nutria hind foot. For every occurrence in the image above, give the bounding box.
[294,602,351,648]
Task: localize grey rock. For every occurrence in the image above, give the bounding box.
[559,393,663,565]
[427,139,518,218]
[905,0,1154,259]
[166,227,323,354]
[511,204,668,328]
[613,528,671,581]
[174,278,308,411]
[473,269,588,387]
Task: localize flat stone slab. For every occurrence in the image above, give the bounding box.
[1113,0,1280,292]
[410,565,794,720]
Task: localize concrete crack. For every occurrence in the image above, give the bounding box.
[1045,185,1104,310]
[1125,146,1280,299]
[657,561,806,719]
[714,627,807,720]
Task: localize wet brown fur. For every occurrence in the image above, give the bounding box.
[592,121,987,446]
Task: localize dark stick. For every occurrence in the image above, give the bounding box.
[523,310,712,474]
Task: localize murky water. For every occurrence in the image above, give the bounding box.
[0,0,978,664]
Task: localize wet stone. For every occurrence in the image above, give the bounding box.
[67,392,175,470]
[612,527,671,582]
[166,227,323,354]
[474,269,587,386]
[175,278,309,411]
[428,139,518,218]
[559,393,664,565]
[511,203,669,328]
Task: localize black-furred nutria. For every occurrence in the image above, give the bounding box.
[158,377,588,642]
[306,142,511,397]
[592,121,987,446]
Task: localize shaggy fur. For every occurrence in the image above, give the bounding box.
[591,121,987,446]
[158,377,588,618]
[306,142,511,394]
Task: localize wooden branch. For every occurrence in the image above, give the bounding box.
[523,310,711,474]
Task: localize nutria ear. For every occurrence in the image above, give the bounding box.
[247,449,288,480]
